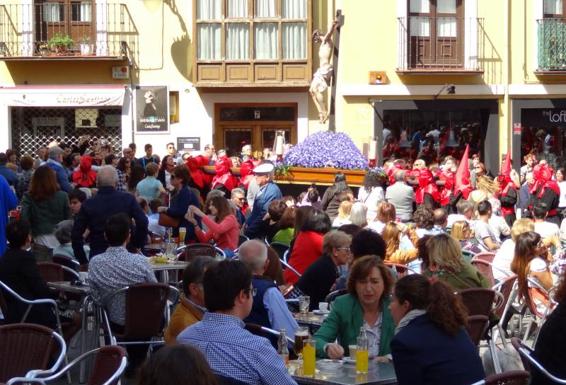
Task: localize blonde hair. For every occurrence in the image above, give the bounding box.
[337,200,353,220]
[427,234,464,272]
[382,222,401,259]
[450,221,470,241]
[511,218,534,242]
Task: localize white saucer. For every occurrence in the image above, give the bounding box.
[312,309,330,315]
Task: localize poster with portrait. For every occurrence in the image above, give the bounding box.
[135,86,169,133]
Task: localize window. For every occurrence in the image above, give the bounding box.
[543,0,564,17]
[71,2,92,22]
[196,0,308,61]
[407,0,463,68]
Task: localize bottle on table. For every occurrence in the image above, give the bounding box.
[356,327,369,374]
[278,328,289,367]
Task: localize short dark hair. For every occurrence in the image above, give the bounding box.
[182,256,217,297]
[149,199,161,213]
[477,200,492,216]
[172,165,191,185]
[268,200,287,222]
[6,220,30,249]
[144,143,152,151]
[350,229,386,259]
[203,259,251,312]
[334,173,346,183]
[104,213,131,246]
[533,202,549,219]
[301,208,331,234]
[68,188,87,203]
[104,154,116,165]
[138,345,218,385]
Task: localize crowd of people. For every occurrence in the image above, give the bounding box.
[0,137,566,385]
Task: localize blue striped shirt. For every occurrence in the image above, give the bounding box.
[177,312,297,385]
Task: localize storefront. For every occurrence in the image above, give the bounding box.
[512,99,566,171]
[372,99,500,172]
[0,85,130,155]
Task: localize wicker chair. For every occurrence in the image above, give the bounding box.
[7,346,128,385]
[0,324,66,383]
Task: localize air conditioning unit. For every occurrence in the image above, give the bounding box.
[75,108,98,128]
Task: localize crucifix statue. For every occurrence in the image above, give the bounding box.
[310,19,339,124]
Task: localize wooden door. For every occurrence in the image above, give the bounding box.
[35,0,95,46]
[215,104,297,157]
[408,0,463,68]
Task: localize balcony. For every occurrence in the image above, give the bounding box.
[0,2,137,61]
[537,18,566,73]
[396,16,483,74]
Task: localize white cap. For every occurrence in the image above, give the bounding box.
[253,163,275,175]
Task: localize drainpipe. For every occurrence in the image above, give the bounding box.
[504,0,511,163]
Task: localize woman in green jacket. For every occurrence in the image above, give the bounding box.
[21,165,70,260]
[314,255,395,360]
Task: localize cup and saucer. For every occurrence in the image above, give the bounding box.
[312,302,330,315]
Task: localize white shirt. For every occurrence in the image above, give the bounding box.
[489,215,511,241]
[534,221,560,241]
[559,181,566,208]
[473,220,500,251]
[357,186,384,222]
[492,239,515,281]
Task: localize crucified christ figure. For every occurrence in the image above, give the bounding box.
[310,20,339,124]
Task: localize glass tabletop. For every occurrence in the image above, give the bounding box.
[291,360,397,385]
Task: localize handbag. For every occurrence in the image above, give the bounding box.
[158,212,180,228]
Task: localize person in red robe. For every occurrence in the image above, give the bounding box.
[529,163,561,225]
[497,153,519,227]
[415,169,440,209]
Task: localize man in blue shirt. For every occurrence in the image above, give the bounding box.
[0,153,17,187]
[177,259,297,385]
[239,240,298,342]
[72,166,148,265]
[46,146,72,192]
[244,163,282,240]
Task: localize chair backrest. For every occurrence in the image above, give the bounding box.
[88,346,127,385]
[269,242,289,261]
[216,374,252,385]
[181,243,216,262]
[52,254,80,272]
[0,324,63,383]
[325,289,347,304]
[37,262,64,283]
[473,252,496,263]
[383,261,418,278]
[511,337,566,384]
[470,259,495,287]
[493,274,517,319]
[525,278,554,319]
[123,283,169,339]
[238,234,249,247]
[484,370,530,385]
[457,288,496,317]
[465,315,489,346]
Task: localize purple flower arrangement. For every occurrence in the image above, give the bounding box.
[283,131,368,170]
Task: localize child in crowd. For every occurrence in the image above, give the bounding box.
[148,198,166,238]
[52,219,89,260]
[68,188,87,217]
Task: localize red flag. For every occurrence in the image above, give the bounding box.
[454,145,472,199]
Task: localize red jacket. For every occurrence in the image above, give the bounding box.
[284,231,324,285]
[72,155,97,188]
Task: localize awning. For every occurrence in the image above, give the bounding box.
[0,85,126,107]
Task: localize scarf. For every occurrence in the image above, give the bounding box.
[394,309,426,334]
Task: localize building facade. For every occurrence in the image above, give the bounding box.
[0,0,561,172]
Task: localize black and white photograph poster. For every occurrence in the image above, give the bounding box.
[135,86,168,133]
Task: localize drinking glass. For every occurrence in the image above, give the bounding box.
[302,338,316,377]
[294,326,309,358]
[299,295,310,314]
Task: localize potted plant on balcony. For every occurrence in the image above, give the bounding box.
[277,131,369,185]
[48,33,74,55]
[79,36,92,56]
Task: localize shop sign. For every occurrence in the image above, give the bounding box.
[542,109,566,123]
[177,137,201,152]
[513,123,522,135]
[11,93,124,107]
[135,86,168,133]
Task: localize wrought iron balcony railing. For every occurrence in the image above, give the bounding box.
[538,18,566,71]
[397,16,482,72]
[0,2,137,59]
